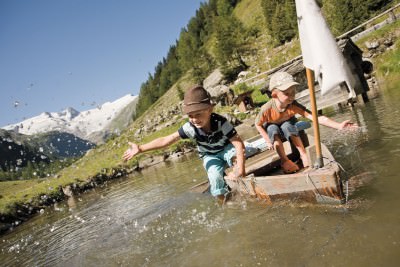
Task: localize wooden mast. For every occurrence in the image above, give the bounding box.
[305,68,324,168]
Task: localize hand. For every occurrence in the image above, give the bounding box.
[339,120,358,130]
[226,167,245,180]
[226,171,238,180]
[227,171,246,180]
[266,141,274,150]
[122,142,141,161]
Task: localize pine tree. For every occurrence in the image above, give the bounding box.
[214,0,248,79]
[323,0,369,36]
[261,0,279,35]
[261,0,297,45]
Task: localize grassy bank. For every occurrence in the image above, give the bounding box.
[1,13,399,229]
[0,117,193,216]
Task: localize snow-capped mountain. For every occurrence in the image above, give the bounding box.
[2,94,138,144]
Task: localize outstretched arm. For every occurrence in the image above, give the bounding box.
[304,112,358,130]
[123,131,181,161]
[230,134,246,178]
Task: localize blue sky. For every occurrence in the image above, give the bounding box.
[0,0,204,127]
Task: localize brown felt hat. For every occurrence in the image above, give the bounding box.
[183,85,213,114]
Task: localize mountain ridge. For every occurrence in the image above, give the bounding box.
[2,94,138,144]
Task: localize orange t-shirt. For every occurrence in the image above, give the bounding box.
[255,100,308,126]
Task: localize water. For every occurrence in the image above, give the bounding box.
[1,89,400,266]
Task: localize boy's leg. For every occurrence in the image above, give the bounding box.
[202,154,229,198]
[290,135,309,168]
[266,124,290,162]
[223,143,251,181]
[281,120,309,167]
[276,121,300,173]
[280,118,299,141]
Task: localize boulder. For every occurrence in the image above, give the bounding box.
[365,40,380,50]
[221,113,241,126]
[207,84,231,99]
[207,85,234,106]
[238,71,250,78]
[203,68,224,89]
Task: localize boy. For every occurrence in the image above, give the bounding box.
[123,85,246,201]
[255,71,357,173]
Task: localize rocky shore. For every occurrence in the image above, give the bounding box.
[0,113,263,236]
[1,17,398,236]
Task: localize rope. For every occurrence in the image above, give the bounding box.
[237,176,251,195]
[305,171,324,200]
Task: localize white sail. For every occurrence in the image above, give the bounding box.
[295,0,356,98]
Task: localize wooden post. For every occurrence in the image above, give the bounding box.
[306,68,324,168]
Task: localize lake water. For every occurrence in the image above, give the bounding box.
[1,87,400,266]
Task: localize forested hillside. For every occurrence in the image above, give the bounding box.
[1,0,398,222]
[134,0,394,119]
[0,130,94,181]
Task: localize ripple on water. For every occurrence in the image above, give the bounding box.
[2,92,400,266]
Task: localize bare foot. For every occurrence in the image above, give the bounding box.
[217,192,232,204]
[301,156,310,168]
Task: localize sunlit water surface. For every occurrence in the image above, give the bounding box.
[1,88,400,267]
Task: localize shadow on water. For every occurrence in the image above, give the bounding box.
[2,89,400,266]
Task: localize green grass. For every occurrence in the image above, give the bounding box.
[377,42,400,75]
[0,175,77,214]
[1,4,399,216]
[234,0,265,29]
[0,80,194,214]
[355,19,400,49]
[354,18,400,92]
[252,88,269,106]
[268,39,302,68]
[373,37,400,92]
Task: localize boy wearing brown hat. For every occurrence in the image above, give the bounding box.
[255,71,357,173]
[123,85,246,201]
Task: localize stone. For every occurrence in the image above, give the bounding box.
[203,68,224,89]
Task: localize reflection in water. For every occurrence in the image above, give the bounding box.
[1,91,400,266]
